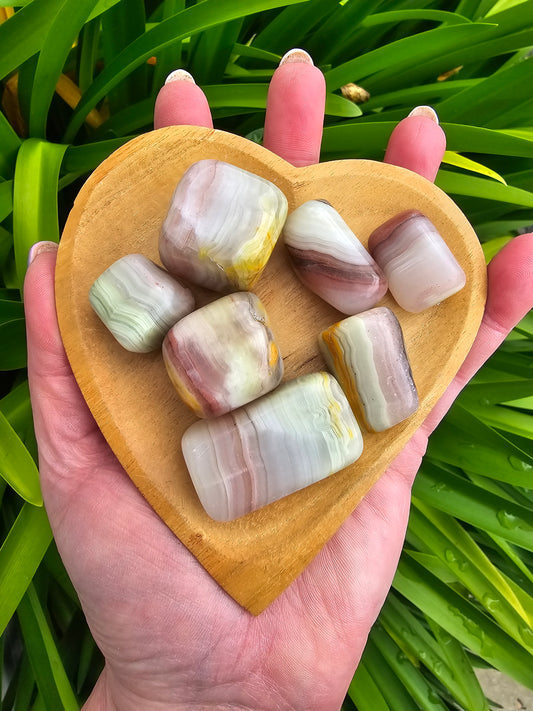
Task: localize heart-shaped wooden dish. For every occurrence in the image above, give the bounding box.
[56,125,486,614]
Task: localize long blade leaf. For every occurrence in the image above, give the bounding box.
[12,139,68,287]
[64,0,309,142]
[0,505,52,635]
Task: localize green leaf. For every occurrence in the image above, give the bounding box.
[0,111,21,179]
[442,151,507,184]
[12,139,68,288]
[101,0,148,109]
[482,236,513,262]
[427,405,533,487]
[0,295,23,322]
[437,55,533,128]
[409,502,533,637]
[0,408,40,504]
[0,0,66,81]
[9,651,35,711]
[427,618,491,711]
[62,137,131,174]
[189,19,244,85]
[442,123,533,158]
[459,380,533,407]
[413,462,533,552]
[17,583,79,711]
[232,42,281,63]
[0,504,52,635]
[321,121,533,162]
[324,24,495,91]
[0,179,13,222]
[253,0,337,56]
[0,319,27,370]
[29,0,97,137]
[361,638,420,711]
[150,0,186,93]
[63,0,310,142]
[393,557,533,689]
[348,658,391,711]
[363,79,478,112]
[0,380,36,459]
[365,2,533,95]
[306,0,383,64]
[370,624,449,710]
[381,593,489,711]
[484,0,530,18]
[86,0,121,22]
[360,9,473,28]
[468,403,533,440]
[436,170,533,208]
[77,17,101,95]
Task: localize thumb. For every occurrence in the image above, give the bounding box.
[24,242,112,499]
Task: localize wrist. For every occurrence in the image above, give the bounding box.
[82,667,282,711]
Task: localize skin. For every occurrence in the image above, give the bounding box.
[24,54,533,711]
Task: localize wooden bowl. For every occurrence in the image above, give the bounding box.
[56,126,487,614]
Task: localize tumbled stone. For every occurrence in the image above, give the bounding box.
[368,210,466,312]
[89,254,195,353]
[181,372,363,521]
[159,159,288,292]
[320,307,418,432]
[283,199,388,314]
[163,292,283,418]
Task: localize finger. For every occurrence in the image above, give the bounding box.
[154,70,213,129]
[384,106,446,182]
[263,49,326,167]
[420,232,533,437]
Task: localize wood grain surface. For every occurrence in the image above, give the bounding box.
[55,126,487,614]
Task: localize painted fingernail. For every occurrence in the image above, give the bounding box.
[408,105,439,124]
[28,241,58,266]
[279,48,314,66]
[165,69,195,85]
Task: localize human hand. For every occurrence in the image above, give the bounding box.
[24,50,533,711]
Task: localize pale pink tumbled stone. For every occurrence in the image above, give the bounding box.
[163,292,283,418]
[159,159,288,292]
[283,200,388,315]
[181,372,363,521]
[368,210,466,313]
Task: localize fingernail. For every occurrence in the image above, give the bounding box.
[408,106,439,124]
[28,241,58,266]
[279,48,314,66]
[165,69,195,85]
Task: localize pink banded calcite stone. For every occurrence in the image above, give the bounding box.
[162,292,283,418]
[182,372,363,521]
[282,200,388,314]
[320,307,418,432]
[368,210,466,313]
[159,159,288,292]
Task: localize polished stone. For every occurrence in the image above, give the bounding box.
[89,253,195,353]
[163,292,283,418]
[320,307,418,432]
[182,372,363,521]
[283,200,388,314]
[160,159,288,292]
[368,210,466,312]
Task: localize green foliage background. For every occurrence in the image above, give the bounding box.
[1,0,533,708]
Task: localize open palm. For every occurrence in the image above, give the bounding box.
[25,52,533,711]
